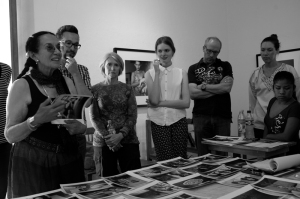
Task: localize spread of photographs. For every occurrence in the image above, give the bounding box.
[124,181,182,199]
[181,162,222,174]
[168,173,216,189]
[147,169,194,183]
[200,165,241,179]
[217,172,262,188]
[217,184,288,199]
[60,179,112,194]
[191,154,230,163]
[131,164,175,178]
[158,191,209,199]
[158,157,197,168]
[103,172,152,188]
[77,184,131,199]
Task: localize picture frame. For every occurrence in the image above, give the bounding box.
[113,48,156,107]
[256,48,300,74]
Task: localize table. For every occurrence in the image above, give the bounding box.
[202,140,296,160]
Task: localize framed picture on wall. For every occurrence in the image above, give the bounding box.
[256,48,300,74]
[113,48,156,107]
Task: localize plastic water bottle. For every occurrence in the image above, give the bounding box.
[245,110,255,138]
[107,120,116,134]
[237,110,245,138]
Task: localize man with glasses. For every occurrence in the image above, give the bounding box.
[188,37,233,156]
[56,25,92,165]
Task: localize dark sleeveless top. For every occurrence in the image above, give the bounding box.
[23,75,77,148]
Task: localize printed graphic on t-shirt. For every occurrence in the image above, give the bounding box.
[195,66,223,84]
[271,114,285,134]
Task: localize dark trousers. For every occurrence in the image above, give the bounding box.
[193,114,231,156]
[101,144,141,177]
[0,142,12,199]
[151,118,188,161]
[76,135,86,164]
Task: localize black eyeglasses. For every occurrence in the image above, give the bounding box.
[60,40,81,49]
[204,46,219,55]
[45,43,61,53]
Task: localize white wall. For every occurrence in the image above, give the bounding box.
[0,0,11,66]
[16,0,300,157]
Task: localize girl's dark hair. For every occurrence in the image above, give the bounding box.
[155,36,176,54]
[273,71,296,99]
[261,34,280,51]
[17,31,55,79]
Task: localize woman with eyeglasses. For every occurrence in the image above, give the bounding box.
[145,36,190,161]
[5,31,87,197]
[249,34,300,139]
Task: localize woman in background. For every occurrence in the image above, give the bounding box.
[145,36,190,161]
[5,31,86,198]
[249,34,300,138]
[90,52,141,177]
[264,71,300,155]
[131,61,146,96]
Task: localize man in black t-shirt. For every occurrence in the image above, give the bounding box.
[188,37,234,156]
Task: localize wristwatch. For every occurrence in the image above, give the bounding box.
[27,116,40,131]
[201,83,206,91]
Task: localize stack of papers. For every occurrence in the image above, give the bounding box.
[202,136,254,146]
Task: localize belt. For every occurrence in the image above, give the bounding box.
[24,136,64,153]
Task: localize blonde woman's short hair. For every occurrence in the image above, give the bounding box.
[99,52,124,77]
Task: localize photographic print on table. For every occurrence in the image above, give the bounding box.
[224,158,255,169]
[181,162,222,174]
[104,172,152,188]
[217,172,262,188]
[149,169,193,183]
[278,167,300,181]
[201,165,240,179]
[60,179,111,194]
[217,184,286,199]
[113,48,156,107]
[158,157,196,168]
[132,164,174,178]
[158,190,209,199]
[13,189,73,199]
[125,181,182,199]
[192,153,229,163]
[256,48,300,74]
[77,184,130,199]
[169,173,216,189]
[251,175,300,195]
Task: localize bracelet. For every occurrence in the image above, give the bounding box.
[26,118,37,131]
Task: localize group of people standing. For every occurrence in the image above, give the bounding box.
[1,24,300,198]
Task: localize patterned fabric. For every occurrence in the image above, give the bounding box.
[60,64,92,90]
[188,58,233,119]
[90,82,139,147]
[249,63,300,130]
[264,97,300,155]
[0,63,11,144]
[147,65,186,126]
[150,117,188,161]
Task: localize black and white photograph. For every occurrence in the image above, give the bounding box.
[201,165,240,179]
[13,189,73,199]
[169,173,216,189]
[149,169,193,183]
[158,191,209,199]
[132,165,174,178]
[217,172,262,188]
[192,154,229,163]
[77,184,130,199]
[158,157,196,168]
[104,172,152,188]
[181,162,221,174]
[224,158,254,169]
[125,181,182,199]
[60,179,111,194]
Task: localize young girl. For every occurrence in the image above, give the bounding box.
[264,71,300,155]
[145,36,190,161]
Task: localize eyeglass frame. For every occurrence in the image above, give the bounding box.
[204,46,220,55]
[60,40,82,49]
[44,43,61,53]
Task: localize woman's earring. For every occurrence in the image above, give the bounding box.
[36,60,39,64]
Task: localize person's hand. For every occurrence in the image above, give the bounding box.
[64,56,79,75]
[33,98,67,125]
[104,133,123,148]
[139,78,145,86]
[63,119,87,135]
[153,59,160,73]
[146,99,158,108]
[93,146,102,163]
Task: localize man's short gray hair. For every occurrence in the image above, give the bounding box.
[204,37,222,50]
